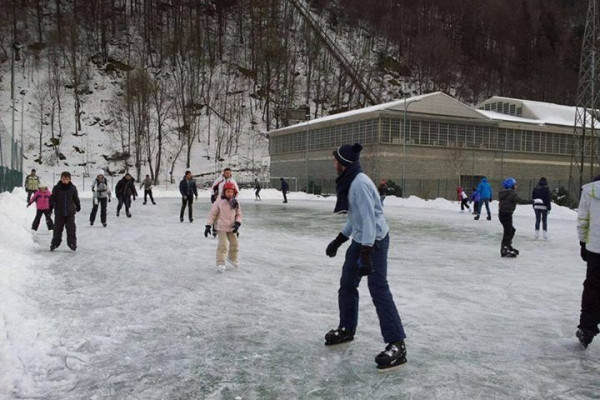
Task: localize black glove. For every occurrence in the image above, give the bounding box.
[326,233,349,257]
[232,221,241,234]
[359,246,373,276]
[76,205,81,212]
[581,242,588,262]
[108,198,111,203]
[204,225,212,238]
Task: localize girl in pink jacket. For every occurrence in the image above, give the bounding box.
[205,182,242,272]
[27,184,54,231]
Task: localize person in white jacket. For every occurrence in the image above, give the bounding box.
[576,176,600,349]
[205,181,242,272]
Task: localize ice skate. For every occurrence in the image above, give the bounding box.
[227,258,239,269]
[535,230,539,239]
[324,327,355,345]
[217,264,226,273]
[576,329,594,349]
[375,340,407,371]
[501,246,517,258]
[474,214,480,220]
[543,230,548,240]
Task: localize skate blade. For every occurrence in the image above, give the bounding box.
[376,361,407,373]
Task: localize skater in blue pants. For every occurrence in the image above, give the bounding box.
[324,143,407,371]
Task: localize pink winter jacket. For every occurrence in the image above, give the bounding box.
[29,189,52,210]
[206,197,242,232]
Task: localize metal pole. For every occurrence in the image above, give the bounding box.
[10,43,15,170]
[402,97,421,198]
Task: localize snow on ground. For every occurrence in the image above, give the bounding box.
[0,187,598,400]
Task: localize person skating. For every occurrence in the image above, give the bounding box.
[24,168,40,203]
[254,178,261,201]
[280,177,289,203]
[474,177,492,220]
[576,175,600,349]
[90,170,111,227]
[179,171,198,222]
[211,167,239,203]
[205,182,242,272]
[470,187,480,215]
[115,173,137,218]
[140,174,156,205]
[27,183,54,231]
[50,171,80,251]
[378,179,388,205]
[497,177,533,257]
[325,143,407,371]
[456,185,470,212]
[532,177,551,239]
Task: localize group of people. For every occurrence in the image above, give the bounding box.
[22,144,600,367]
[455,176,552,258]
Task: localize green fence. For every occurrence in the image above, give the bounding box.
[0,166,23,193]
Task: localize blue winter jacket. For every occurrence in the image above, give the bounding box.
[476,178,493,200]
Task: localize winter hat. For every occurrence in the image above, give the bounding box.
[38,183,47,189]
[97,169,105,176]
[333,143,363,166]
[538,177,547,186]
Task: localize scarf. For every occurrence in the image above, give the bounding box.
[333,162,362,214]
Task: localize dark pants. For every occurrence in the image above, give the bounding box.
[460,198,470,210]
[534,209,548,231]
[473,201,479,214]
[52,214,76,248]
[580,251,600,335]
[90,198,108,224]
[26,190,35,203]
[283,191,288,203]
[144,189,155,204]
[180,195,194,220]
[477,199,491,216]
[338,234,406,344]
[499,212,515,247]
[255,188,261,199]
[116,195,131,215]
[32,209,53,231]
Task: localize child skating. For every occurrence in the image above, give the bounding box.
[205,182,242,272]
[27,183,54,231]
[497,177,533,257]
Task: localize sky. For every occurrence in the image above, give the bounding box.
[1,186,598,400]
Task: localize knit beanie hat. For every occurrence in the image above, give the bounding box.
[333,143,363,167]
[97,169,105,177]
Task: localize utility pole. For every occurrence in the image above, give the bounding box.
[569,0,600,200]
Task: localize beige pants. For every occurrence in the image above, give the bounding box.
[216,231,239,265]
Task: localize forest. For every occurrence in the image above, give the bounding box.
[0,0,586,180]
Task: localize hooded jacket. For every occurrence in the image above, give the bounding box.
[578,180,600,253]
[206,196,242,232]
[531,178,551,211]
[476,178,493,200]
[51,181,81,217]
[498,189,533,214]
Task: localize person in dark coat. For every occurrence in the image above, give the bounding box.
[280,177,289,203]
[179,170,198,222]
[115,173,137,218]
[497,177,533,257]
[470,187,480,215]
[50,171,81,251]
[378,179,388,205]
[254,178,261,201]
[531,177,551,239]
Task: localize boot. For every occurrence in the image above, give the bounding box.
[375,340,407,370]
[576,329,595,349]
[535,230,539,239]
[501,246,517,258]
[324,327,355,345]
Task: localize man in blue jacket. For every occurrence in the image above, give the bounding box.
[324,143,407,371]
[475,177,493,220]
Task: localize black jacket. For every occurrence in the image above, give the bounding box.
[498,189,533,214]
[116,177,138,198]
[531,185,551,211]
[51,181,81,217]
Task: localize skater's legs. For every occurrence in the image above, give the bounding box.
[65,215,77,248]
[367,234,406,343]
[338,241,362,331]
[227,232,239,263]
[216,231,229,265]
[52,215,65,247]
[580,251,600,334]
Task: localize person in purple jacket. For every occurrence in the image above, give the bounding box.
[324,143,407,371]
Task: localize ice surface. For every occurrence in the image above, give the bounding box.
[1,188,598,399]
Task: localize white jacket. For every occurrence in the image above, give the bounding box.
[578,181,600,252]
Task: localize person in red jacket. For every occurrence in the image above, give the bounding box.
[27,183,54,231]
[456,186,470,212]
